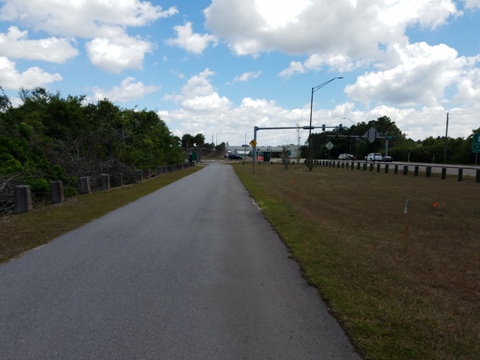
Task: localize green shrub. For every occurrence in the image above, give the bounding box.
[25,178,50,194]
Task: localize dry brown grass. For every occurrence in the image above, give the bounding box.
[234,162,480,360]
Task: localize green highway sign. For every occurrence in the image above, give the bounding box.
[473,133,480,153]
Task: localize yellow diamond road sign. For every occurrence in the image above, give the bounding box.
[249,139,257,147]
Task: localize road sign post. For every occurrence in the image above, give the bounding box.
[472,133,480,153]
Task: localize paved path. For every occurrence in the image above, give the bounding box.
[0,164,361,360]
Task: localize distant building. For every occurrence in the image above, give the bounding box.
[226,144,300,159]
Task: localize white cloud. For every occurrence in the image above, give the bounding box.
[279,55,369,78]
[345,42,471,107]
[205,0,460,58]
[92,77,158,103]
[0,0,176,72]
[0,0,177,38]
[463,0,480,9]
[0,56,62,90]
[231,71,262,83]
[0,26,78,63]
[167,22,217,54]
[86,35,153,73]
[279,61,305,78]
[161,66,478,147]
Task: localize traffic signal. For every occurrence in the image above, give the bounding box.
[339,123,343,130]
[322,124,325,132]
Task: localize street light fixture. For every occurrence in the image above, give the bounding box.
[244,131,251,158]
[308,76,343,170]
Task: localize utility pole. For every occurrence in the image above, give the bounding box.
[443,112,449,164]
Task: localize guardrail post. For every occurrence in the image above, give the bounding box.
[394,165,398,174]
[441,167,447,180]
[403,166,409,175]
[458,168,463,182]
[357,162,361,170]
[476,170,480,183]
[385,164,389,174]
[370,163,374,172]
[50,180,64,204]
[363,163,367,171]
[414,166,419,176]
[426,166,432,178]
[14,185,33,214]
[377,164,381,173]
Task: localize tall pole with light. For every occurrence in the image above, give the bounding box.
[307,77,343,170]
[244,131,251,158]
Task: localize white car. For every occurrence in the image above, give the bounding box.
[338,153,356,160]
[365,153,382,161]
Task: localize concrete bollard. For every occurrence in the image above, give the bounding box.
[79,177,91,194]
[426,166,432,178]
[100,174,110,190]
[14,185,32,214]
[50,181,64,204]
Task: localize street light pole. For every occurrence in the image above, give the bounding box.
[308,76,343,170]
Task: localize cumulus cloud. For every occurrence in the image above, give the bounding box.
[204,0,460,58]
[345,42,470,107]
[0,26,78,63]
[86,35,153,73]
[0,0,177,38]
[0,0,177,73]
[92,77,158,103]
[0,56,62,89]
[167,22,217,54]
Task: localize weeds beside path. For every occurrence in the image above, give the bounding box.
[234,162,480,360]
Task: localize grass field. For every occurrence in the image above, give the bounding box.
[234,162,480,360]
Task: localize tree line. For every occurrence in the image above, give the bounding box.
[0,87,184,210]
[303,116,479,164]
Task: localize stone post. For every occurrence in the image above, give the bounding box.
[50,180,64,204]
[100,174,110,190]
[79,177,91,194]
[14,185,32,214]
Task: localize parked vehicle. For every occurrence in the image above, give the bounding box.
[338,153,356,160]
[225,154,243,160]
[382,155,393,162]
[365,153,382,161]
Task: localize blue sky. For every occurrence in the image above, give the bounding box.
[0,0,479,147]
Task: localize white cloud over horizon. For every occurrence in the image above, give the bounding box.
[0,0,479,146]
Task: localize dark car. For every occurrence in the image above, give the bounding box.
[225,154,243,160]
[382,155,393,162]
